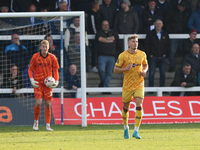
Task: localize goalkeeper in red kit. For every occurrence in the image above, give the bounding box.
[28,40,59,131]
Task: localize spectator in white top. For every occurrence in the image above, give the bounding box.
[64,17,89,51]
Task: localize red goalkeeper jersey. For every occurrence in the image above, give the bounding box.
[28,52,59,83]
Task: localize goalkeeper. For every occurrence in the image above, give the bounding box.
[114,35,148,139]
[28,40,59,131]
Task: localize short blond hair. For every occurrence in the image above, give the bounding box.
[40,40,49,46]
[128,34,138,42]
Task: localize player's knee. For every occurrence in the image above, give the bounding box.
[45,102,51,107]
[136,106,142,110]
[36,103,41,107]
[123,107,129,113]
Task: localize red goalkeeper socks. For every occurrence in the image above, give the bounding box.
[34,105,41,121]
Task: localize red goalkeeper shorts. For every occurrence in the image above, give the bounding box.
[34,83,53,101]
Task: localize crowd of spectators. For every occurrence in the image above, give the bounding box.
[1,0,200,97]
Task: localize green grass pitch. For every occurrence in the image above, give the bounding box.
[0,123,200,150]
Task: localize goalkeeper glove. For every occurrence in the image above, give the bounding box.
[49,81,59,89]
[30,78,39,88]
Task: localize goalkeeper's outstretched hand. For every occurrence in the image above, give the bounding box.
[49,81,59,89]
[30,78,39,88]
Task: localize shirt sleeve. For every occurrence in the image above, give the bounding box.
[142,53,148,65]
[28,54,36,79]
[115,53,124,67]
[52,55,60,81]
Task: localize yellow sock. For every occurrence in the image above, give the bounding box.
[135,109,142,128]
[122,109,129,126]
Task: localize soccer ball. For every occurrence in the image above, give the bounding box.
[44,77,55,87]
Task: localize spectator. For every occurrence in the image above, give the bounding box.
[191,0,198,12]
[0,6,17,27]
[64,17,89,51]
[131,0,147,33]
[145,19,170,87]
[188,0,200,33]
[44,34,60,63]
[114,0,139,35]
[87,0,101,34]
[114,0,139,54]
[170,0,191,14]
[5,33,29,71]
[0,0,11,10]
[183,42,200,75]
[67,32,81,79]
[96,20,119,87]
[19,4,45,32]
[54,0,71,11]
[156,0,171,18]
[56,1,68,11]
[0,6,9,12]
[54,1,71,30]
[165,1,190,72]
[99,0,118,29]
[87,0,101,72]
[171,63,197,96]
[180,29,199,58]
[65,64,80,98]
[2,64,24,98]
[142,0,163,34]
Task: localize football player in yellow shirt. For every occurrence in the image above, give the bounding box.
[114,34,148,139]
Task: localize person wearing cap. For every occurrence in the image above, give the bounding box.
[114,0,139,35]
[142,0,163,34]
[114,0,139,55]
[180,29,200,58]
[164,1,190,72]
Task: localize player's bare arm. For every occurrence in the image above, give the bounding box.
[140,64,148,77]
[114,64,132,74]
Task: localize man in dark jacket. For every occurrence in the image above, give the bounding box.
[165,1,190,72]
[99,0,117,30]
[145,19,170,87]
[183,42,200,75]
[96,20,119,87]
[142,0,163,34]
[114,0,139,34]
[2,64,24,98]
[180,29,199,58]
[65,64,80,98]
[171,63,197,96]
[114,0,139,54]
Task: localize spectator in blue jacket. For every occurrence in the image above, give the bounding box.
[65,64,80,98]
[5,33,29,71]
[188,0,200,33]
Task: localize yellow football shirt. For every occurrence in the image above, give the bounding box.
[115,49,148,91]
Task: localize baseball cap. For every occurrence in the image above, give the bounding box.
[121,0,131,6]
[189,29,197,34]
